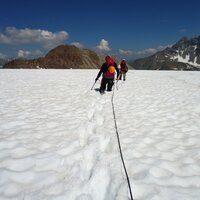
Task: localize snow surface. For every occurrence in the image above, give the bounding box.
[0,69,200,200]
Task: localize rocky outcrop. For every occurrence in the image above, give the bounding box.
[3,45,100,69]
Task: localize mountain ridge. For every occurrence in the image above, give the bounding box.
[3,45,101,69]
[3,35,200,70]
[130,36,200,70]
[3,45,123,69]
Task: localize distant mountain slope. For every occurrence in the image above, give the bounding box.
[3,45,100,69]
[130,36,200,70]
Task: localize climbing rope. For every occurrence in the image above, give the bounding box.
[111,81,134,200]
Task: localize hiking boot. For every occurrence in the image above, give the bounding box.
[99,89,105,94]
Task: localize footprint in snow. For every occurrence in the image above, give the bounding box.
[76,194,92,200]
[80,145,97,181]
[87,109,95,120]
[94,113,104,126]
[78,126,89,147]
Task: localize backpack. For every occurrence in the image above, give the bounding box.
[108,65,116,74]
[120,64,128,72]
[104,64,115,79]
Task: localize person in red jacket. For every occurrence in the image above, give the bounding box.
[119,59,128,81]
[95,56,119,94]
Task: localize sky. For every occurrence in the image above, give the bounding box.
[0,69,200,199]
[0,0,200,60]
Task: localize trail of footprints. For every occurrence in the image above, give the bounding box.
[78,94,113,199]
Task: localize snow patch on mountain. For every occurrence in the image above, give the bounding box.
[171,53,200,67]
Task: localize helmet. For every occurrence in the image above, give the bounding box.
[121,59,126,64]
[107,57,114,65]
[105,56,110,62]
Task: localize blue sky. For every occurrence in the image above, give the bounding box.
[0,0,200,60]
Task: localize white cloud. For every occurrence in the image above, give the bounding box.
[118,47,158,57]
[96,39,111,51]
[136,48,158,55]
[157,44,172,50]
[118,44,172,59]
[71,42,83,48]
[0,27,68,49]
[0,53,7,59]
[134,44,172,57]
[119,49,133,55]
[17,50,43,59]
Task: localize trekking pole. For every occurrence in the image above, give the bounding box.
[91,80,97,90]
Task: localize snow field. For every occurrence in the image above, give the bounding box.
[0,69,200,200]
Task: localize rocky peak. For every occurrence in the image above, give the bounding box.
[130,35,200,70]
[3,45,100,69]
[170,36,200,66]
